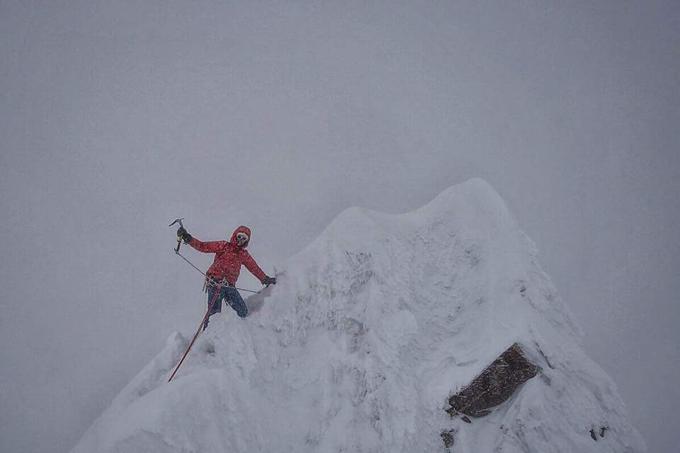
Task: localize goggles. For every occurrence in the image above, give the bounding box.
[235,232,249,245]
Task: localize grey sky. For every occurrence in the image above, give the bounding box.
[1,1,678,452]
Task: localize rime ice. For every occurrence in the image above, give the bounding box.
[72,179,646,453]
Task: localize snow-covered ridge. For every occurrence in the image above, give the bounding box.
[72,178,646,453]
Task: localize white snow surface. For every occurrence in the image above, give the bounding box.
[72,179,646,453]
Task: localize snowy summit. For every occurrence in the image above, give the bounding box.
[72,179,646,453]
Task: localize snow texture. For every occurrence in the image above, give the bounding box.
[72,179,646,453]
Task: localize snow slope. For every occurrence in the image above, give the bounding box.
[72,179,646,453]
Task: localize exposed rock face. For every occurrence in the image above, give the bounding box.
[446,343,540,418]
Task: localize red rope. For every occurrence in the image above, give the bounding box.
[168,287,223,382]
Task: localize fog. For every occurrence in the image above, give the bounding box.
[1,1,678,452]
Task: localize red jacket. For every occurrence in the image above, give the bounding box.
[188,225,267,285]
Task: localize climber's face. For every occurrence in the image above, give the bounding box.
[236,232,249,247]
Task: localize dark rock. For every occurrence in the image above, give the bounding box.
[441,429,455,448]
[446,343,540,418]
[589,425,609,441]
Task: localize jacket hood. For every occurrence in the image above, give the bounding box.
[230,225,252,248]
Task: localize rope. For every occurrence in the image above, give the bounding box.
[168,289,222,382]
[168,246,266,382]
[174,249,260,294]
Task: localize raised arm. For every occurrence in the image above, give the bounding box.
[188,238,227,254]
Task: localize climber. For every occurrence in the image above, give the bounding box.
[176,225,276,329]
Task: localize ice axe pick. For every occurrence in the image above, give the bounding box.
[169,218,185,253]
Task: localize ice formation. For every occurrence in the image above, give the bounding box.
[72,179,646,453]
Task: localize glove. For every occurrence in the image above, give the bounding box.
[177,226,192,243]
[263,276,276,286]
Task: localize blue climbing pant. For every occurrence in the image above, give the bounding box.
[207,284,248,319]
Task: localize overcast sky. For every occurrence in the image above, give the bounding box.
[1,1,678,452]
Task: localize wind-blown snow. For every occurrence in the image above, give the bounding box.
[72,179,646,452]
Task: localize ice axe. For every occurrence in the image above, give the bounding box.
[169,218,185,253]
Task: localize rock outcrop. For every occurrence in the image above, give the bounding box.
[446,343,540,419]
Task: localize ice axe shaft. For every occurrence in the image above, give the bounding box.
[169,218,185,253]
